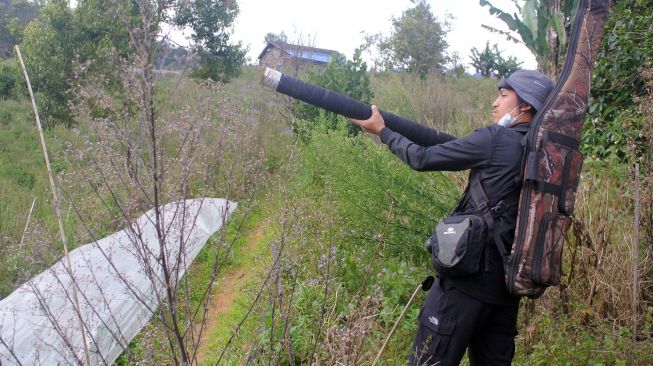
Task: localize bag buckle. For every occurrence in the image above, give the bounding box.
[490,200,507,216]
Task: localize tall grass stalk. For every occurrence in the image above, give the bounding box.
[15,44,92,365]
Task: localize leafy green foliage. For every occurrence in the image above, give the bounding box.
[470,41,523,78]
[0,0,40,59]
[479,0,578,76]
[377,0,449,78]
[174,0,246,82]
[295,49,373,137]
[19,0,75,127]
[582,0,653,162]
[73,0,132,72]
[0,58,20,98]
[17,0,133,127]
[15,0,245,126]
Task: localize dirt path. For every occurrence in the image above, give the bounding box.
[194,226,265,364]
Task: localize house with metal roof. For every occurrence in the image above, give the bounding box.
[257,42,342,74]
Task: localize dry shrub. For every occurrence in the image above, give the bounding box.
[321,289,383,364]
[404,74,457,129]
[565,168,634,321]
[62,68,268,362]
[635,67,653,309]
[3,5,272,361]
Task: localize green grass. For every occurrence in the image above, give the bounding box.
[197,204,277,365]
[0,98,82,296]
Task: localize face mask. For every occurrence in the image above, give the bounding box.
[497,104,525,127]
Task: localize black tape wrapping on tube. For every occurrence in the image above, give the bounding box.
[276,73,420,131]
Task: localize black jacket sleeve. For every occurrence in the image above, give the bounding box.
[384,116,457,146]
[379,126,492,172]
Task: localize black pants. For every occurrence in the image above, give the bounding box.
[408,278,519,366]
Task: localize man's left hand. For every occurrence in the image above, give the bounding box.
[348,105,386,135]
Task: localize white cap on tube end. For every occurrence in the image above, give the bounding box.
[261,67,282,90]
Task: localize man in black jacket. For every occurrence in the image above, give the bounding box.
[348,70,554,365]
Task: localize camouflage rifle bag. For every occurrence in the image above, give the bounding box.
[504,0,611,298]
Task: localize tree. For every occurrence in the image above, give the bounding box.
[0,0,40,59]
[264,31,288,44]
[479,0,578,76]
[18,0,133,126]
[72,0,134,100]
[494,53,522,78]
[470,42,497,78]
[19,0,75,127]
[174,0,247,82]
[377,0,449,79]
[470,41,523,78]
[16,0,246,126]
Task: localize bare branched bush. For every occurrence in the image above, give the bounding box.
[321,289,383,364]
[1,0,275,364]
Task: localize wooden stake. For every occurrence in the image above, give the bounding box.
[14,45,91,366]
[632,163,640,342]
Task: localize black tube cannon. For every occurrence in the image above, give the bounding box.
[261,67,419,127]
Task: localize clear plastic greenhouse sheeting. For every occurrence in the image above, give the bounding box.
[0,198,237,365]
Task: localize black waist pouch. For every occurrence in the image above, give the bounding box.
[426,214,488,277]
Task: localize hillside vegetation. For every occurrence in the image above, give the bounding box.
[211,71,653,365]
[2,64,653,363]
[2,0,653,363]
[2,57,653,364]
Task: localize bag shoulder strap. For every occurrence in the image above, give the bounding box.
[513,123,531,186]
[465,125,523,258]
[468,173,510,258]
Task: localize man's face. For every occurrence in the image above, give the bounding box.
[492,88,520,123]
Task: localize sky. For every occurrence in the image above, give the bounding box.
[224,0,538,71]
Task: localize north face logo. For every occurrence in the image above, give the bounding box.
[443,227,456,235]
[429,316,439,326]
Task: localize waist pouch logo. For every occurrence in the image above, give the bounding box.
[426,214,488,277]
